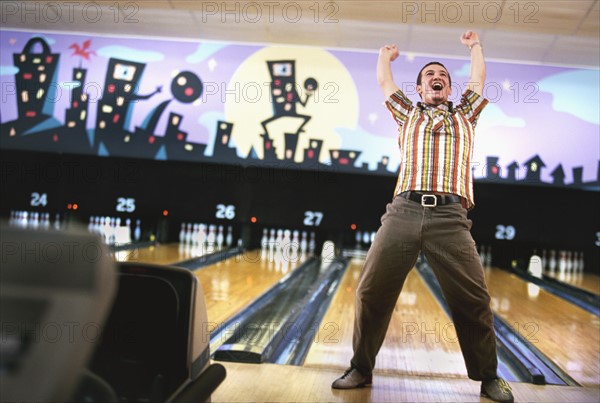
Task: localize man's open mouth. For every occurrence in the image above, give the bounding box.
[432,83,443,91]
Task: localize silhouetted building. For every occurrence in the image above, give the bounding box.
[30,65,93,153]
[329,149,361,170]
[3,37,59,136]
[283,133,299,161]
[164,112,207,161]
[64,67,89,131]
[261,132,278,162]
[96,58,144,133]
[303,139,323,164]
[261,60,312,136]
[551,164,565,186]
[524,155,545,183]
[572,167,584,186]
[94,58,160,156]
[507,162,519,182]
[212,121,237,161]
[486,156,501,180]
[376,156,390,173]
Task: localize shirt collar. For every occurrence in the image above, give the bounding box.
[417,101,454,113]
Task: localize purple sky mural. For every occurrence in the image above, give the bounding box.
[1,29,598,188]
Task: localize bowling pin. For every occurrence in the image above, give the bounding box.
[282,229,291,258]
[183,223,191,245]
[273,229,283,262]
[217,225,224,250]
[31,212,39,229]
[134,219,141,242]
[21,211,27,227]
[108,217,116,245]
[549,250,556,273]
[194,223,202,246]
[125,218,132,244]
[300,231,308,255]
[362,231,370,246]
[261,228,268,248]
[541,249,547,272]
[179,223,186,244]
[207,224,216,253]
[226,226,233,247]
[484,246,492,267]
[261,228,268,261]
[558,251,566,274]
[268,229,276,262]
[42,213,50,229]
[290,230,300,262]
[573,251,579,272]
[199,224,207,254]
[309,232,316,255]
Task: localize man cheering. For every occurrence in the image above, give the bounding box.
[332,31,514,403]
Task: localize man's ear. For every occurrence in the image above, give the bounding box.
[416,84,423,99]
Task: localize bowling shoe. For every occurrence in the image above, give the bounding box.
[480,377,514,402]
[331,367,372,389]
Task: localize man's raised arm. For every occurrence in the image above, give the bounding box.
[461,31,486,95]
[377,44,401,99]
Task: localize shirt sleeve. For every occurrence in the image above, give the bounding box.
[455,89,488,128]
[385,89,414,127]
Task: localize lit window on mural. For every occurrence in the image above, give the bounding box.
[113,63,137,81]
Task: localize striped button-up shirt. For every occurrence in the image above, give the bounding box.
[385,89,488,209]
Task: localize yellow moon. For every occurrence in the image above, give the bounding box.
[225,46,359,162]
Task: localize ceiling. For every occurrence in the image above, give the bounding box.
[2,0,599,68]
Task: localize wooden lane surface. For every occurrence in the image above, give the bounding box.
[484,267,600,386]
[546,272,600,296]
[114,243,305,327]
[303,259,468,379]
[113,243,189,265]
[211,361,600,403]
[192,252,306,326]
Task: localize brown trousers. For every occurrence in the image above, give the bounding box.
[351,195,498,381]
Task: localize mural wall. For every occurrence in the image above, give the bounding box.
[1,29,598,190]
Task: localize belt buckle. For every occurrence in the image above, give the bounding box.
[421,194,437,207]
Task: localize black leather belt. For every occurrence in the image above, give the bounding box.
[399,191,463,207]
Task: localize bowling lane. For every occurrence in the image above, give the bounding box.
[484,267,600,386]
[115,243,307,327]
[193,252,307,326]
[546,272,600,296]
[303,258,468,379]
[113,243,188,265]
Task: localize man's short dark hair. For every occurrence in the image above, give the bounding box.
[417,62,452,86]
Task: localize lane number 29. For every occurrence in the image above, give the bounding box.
[495,225,516,240]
